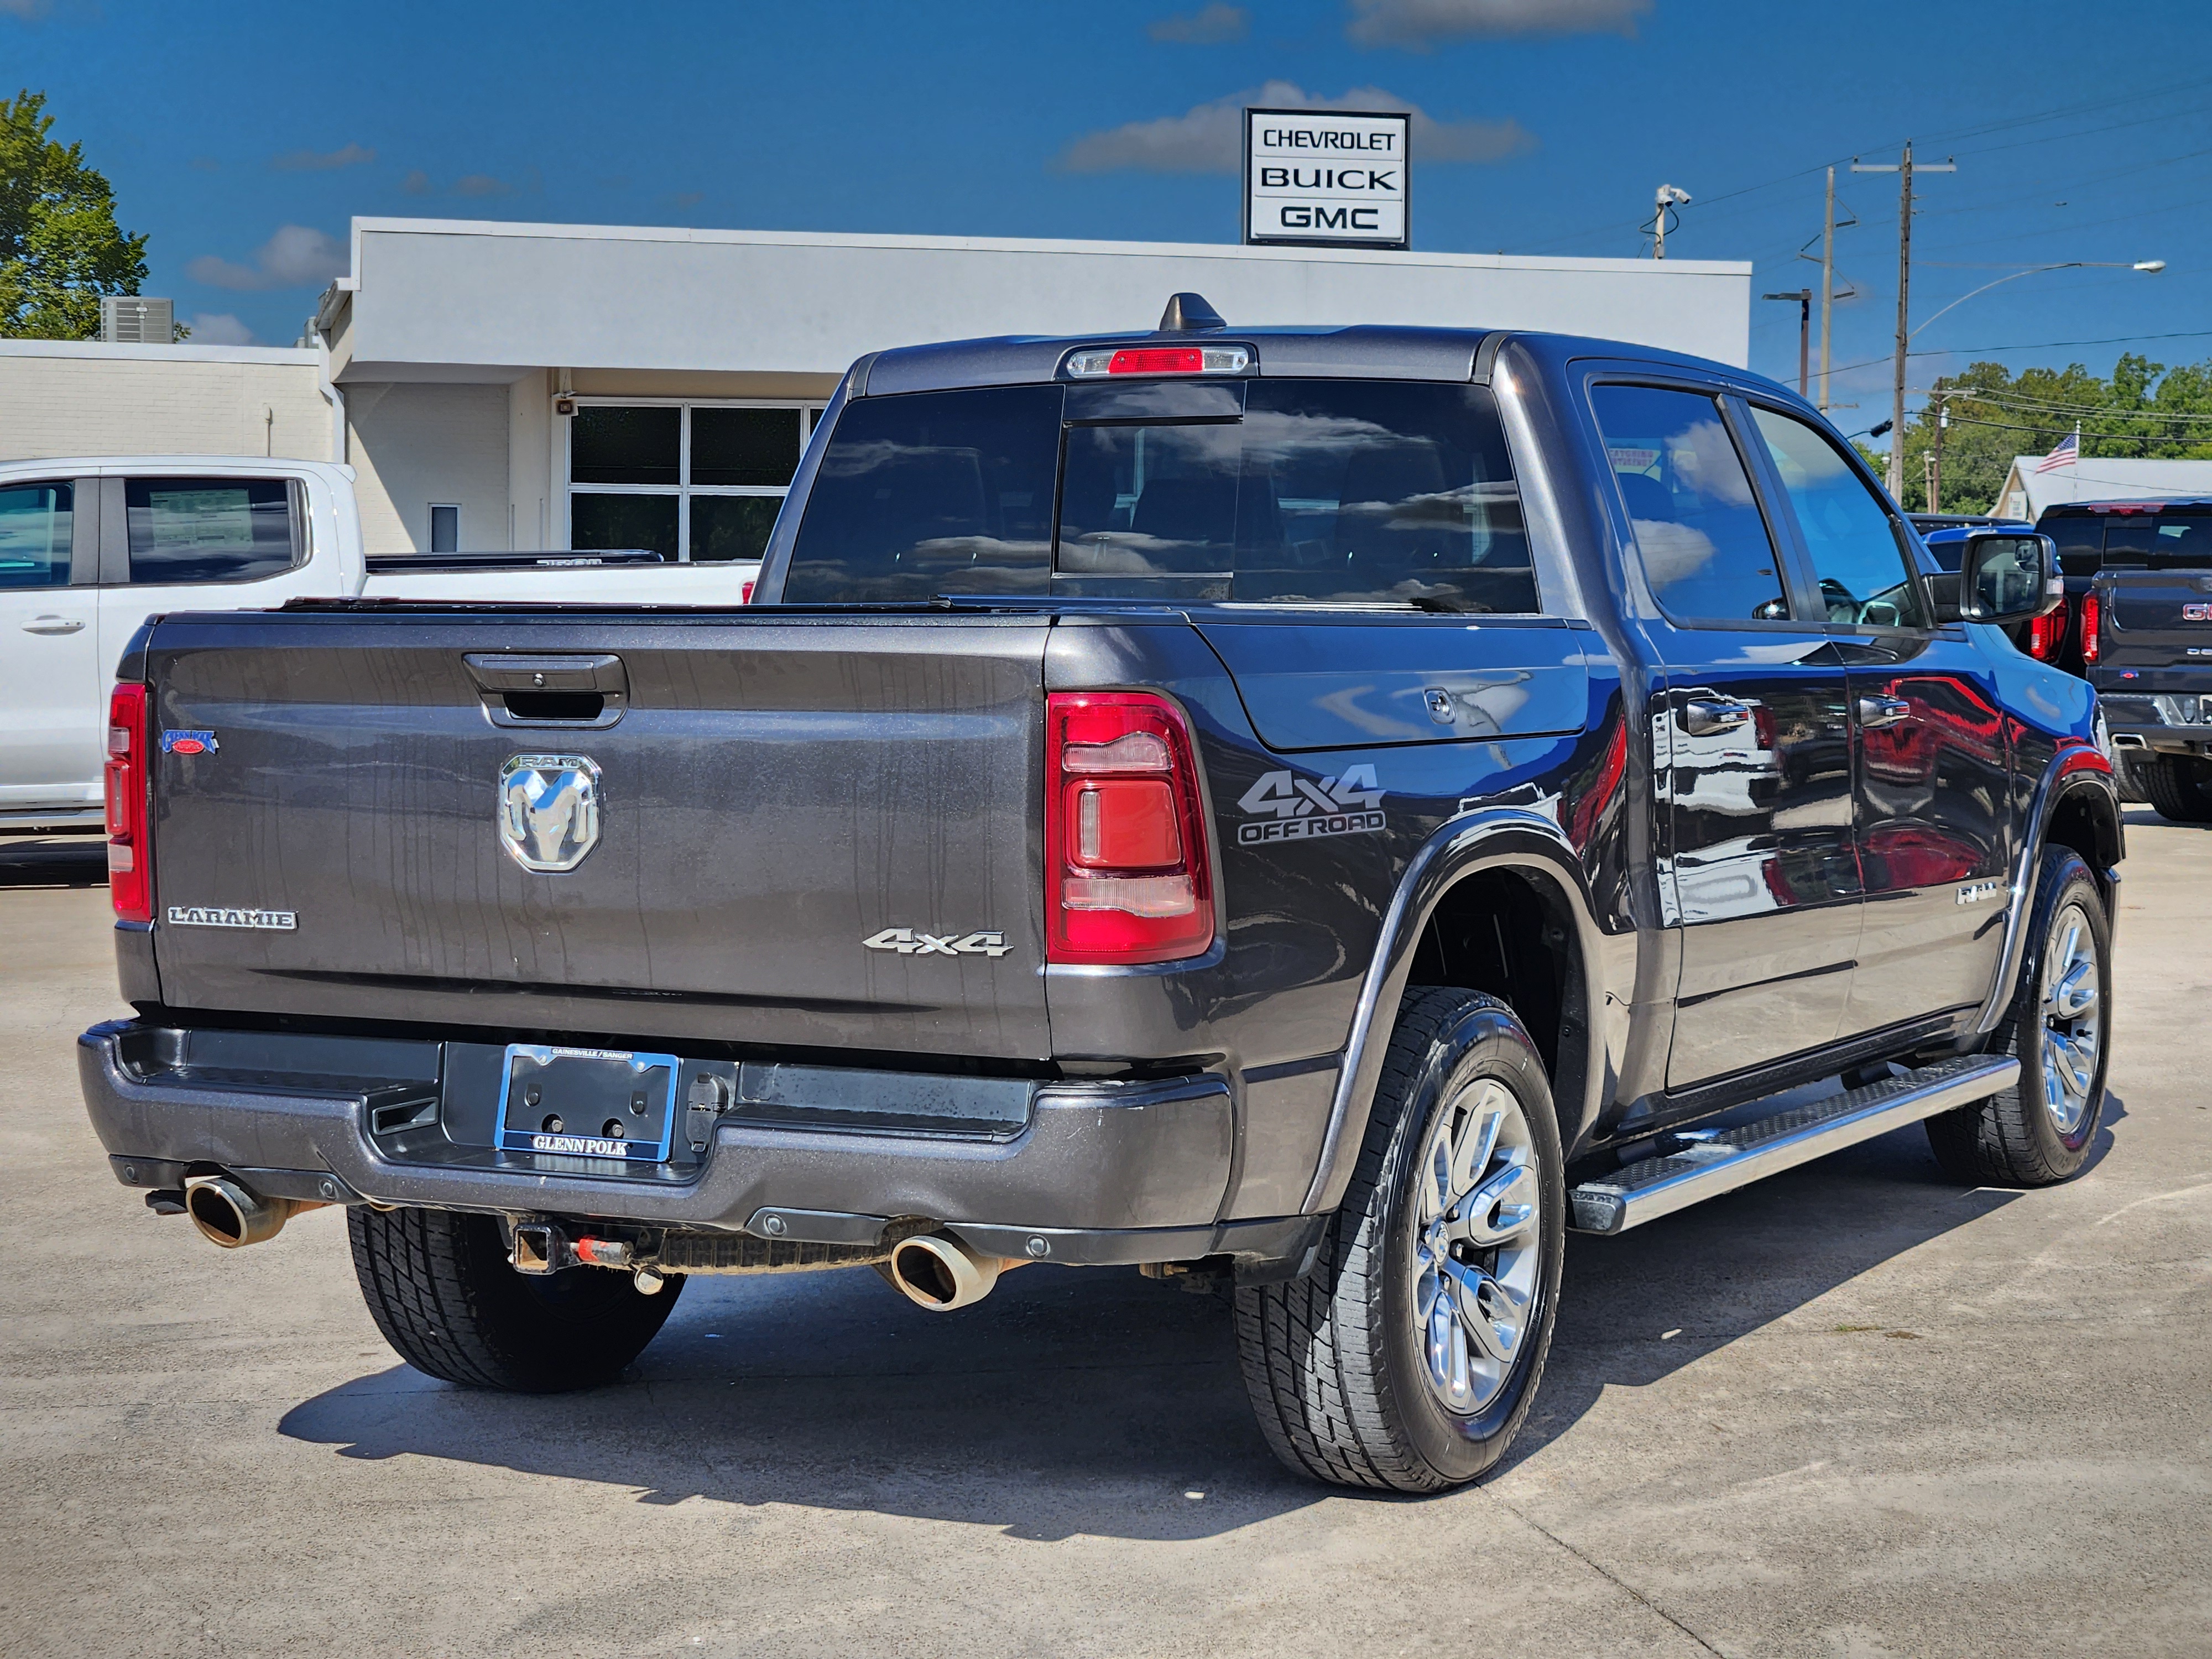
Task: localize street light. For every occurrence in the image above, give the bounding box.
[1907,259,2163,513]
[1912,259,2165,340]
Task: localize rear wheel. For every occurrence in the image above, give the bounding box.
[2110,751,2148,806]
[1926,847,2111,1186]
[2142,754,2212,823]
[348,1206,682,1392]
[1235,988,1564,1491]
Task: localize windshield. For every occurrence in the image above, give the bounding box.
[783,378,1537,611]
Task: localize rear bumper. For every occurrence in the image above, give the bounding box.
[77,1018,1319,1271]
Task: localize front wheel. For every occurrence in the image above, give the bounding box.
[1235,988,1566,1492]
[1926,847,2112,1187]
[349,1206,684,1392]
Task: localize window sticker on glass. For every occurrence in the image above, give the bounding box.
[148,490,255,549]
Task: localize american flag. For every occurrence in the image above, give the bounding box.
[2034,427,2079,473]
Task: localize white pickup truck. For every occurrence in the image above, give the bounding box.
[0,456,759,830]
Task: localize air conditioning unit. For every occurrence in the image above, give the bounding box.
[100,296,174,343]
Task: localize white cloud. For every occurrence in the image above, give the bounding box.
[183,312,255,346]
[1058,79,1532,174]
[401,169,432,195]
[1347,0,1652,48]
[452,173,512,197]
[185,225,347,292]
[271,142,376,172]
[0,0,52,18]
[1149,3,1249,43]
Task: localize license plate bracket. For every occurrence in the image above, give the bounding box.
[497,1044,680,1164]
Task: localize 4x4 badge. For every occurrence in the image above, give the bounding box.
[863,928,1012,958]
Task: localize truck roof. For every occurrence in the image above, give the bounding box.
[2038,498,2212,516]
[849,293,1785,399]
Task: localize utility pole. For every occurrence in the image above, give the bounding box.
[1931,392,1948,515]
[1854,144,1955,499]
[1763,289,1812,397]
[1820,166,1836,410]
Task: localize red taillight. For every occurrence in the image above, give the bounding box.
[1046,692,1214,964]
[105,683,152,924]
[2080,592,2101,664]
[2027,597,2070,662]
[1109,347,1204,375]
[740,580,755,604]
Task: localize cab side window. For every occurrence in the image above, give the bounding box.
[1589,384,1790,624]
[125,477,302,585]
[1748,408,1926,629]
[0,482,72,589]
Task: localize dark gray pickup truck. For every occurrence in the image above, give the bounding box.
[80,297,2123,1492]
[2087,560,2212,820]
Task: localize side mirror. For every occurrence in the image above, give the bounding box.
[1957,531,2062,624]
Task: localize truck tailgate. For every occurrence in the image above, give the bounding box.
[142,609,1051,1058]
[2098,569,2212,674]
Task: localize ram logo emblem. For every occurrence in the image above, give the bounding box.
[498,754,602,873]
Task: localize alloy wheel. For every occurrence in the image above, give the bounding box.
[1409,1076,1543,1415]
[2039,899,2102,1137]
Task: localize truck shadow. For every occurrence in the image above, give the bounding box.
[0,833,107,889]
[1498,1098,2122,1476]
[279,1104,2124,1539]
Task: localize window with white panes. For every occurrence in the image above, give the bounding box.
[566,401,825,564]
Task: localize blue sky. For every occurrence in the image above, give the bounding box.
[9,0,2210,445]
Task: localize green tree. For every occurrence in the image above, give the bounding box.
[1896,354,2212,513]
[0,90,152,340]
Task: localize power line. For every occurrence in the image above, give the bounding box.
[1821,329,2212,383]
[1515,70,2212,255]
[1931,413,2212,449]
[1928,390,2212,424]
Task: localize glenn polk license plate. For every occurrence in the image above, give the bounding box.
[498,1045,679,1163]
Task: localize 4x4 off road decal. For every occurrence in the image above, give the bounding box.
[1236,765,1385,845]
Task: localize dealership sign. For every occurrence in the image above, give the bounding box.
[1243,108,1410,251]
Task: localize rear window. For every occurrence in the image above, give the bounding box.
[782,378,1536,611]
[2104,511,2212,568]
[126,477,302,585]
[2043,513,2105,578]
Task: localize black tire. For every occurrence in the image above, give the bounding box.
[348,1206,683,1392]
[2142,754,2212,823]
[1926,847,2112,1187]
[2110,751,2149,807]
[1234,988,1566,1492]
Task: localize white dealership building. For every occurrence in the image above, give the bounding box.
[0,217,1752,557]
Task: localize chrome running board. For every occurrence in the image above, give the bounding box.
[1569,1053,2020,1235]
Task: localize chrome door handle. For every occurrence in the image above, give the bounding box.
[22,615,86,635]
[1681,698,1752,737]
[1856,695,1912,728]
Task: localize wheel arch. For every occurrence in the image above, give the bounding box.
[1299,809,1609,1215]
[1970,751,2124,1040]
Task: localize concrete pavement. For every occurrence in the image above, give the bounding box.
[2,818,2206,1657]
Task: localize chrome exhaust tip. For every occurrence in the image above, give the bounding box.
[182,1174,301,1249]
[884,1231,1021,1312]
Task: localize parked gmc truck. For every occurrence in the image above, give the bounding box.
[79,300,2121,1493]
